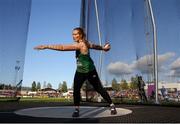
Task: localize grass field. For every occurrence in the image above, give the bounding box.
[20,97,73,102]
[0,97,180,112]
[0,97,74,112]
[0,97,73,102]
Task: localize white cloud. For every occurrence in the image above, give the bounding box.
[158,52,175,65]
[170,57,180,70]
[168,70,180,77]
[107,52,175,76]
[130,55,153,73]
[107,61,132,76]
[168,57,180,77]
[131,52,175,73]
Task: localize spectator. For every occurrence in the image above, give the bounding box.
[137,76,148,103]
[161,86,166,99]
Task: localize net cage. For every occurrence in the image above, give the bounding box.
[80,0,180,103]
[0,0,31,100]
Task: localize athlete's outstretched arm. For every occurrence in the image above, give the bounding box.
[90,42,111,52]
[34,44,80,51]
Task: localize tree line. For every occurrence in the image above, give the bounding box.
[1,75,140,92]
[31,81,68,93]
[111,76,139,91]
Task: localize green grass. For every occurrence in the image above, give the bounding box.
[0,97,19,102]
[0,97,73,103]
[1,97,180,107]
[0,97,73,112]
[20,97,73,102]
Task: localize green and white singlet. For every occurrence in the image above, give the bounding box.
[76,50,95,73]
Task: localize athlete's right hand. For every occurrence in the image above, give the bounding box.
[34,45,47,50]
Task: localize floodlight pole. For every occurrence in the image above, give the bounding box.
[94,0,103,78]
[147,0,159,104]
[14,60,20,85]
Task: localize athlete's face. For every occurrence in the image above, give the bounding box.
[72,30,82,42]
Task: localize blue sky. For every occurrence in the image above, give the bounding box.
[103,0,180,83]
[1,0,180,89]
[23,0,81,89]
[21,0,180,89]
[0,0,31,86]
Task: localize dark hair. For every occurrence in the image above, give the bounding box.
[138,76,142,80]
[73,27,86,39]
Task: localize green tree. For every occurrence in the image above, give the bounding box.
[129,76,138,89]
[61,81,68,92]
[58,82,62,91]
[0,84,4,89]
[47,83,52,88]
[105,80,108,86]
[81,81,87,91]
[31,81,36,91]
[120,79,128,90]
[111,78,120,91]
[36,82,41,90]
[82,80,93,91]
[43,81,47,89]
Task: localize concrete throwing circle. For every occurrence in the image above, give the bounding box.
[14,106,132,118]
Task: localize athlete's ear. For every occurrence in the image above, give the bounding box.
[80,33,83,39]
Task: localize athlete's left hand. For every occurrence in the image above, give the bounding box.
[103,42,111,52]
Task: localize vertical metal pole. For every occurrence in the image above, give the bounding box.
[147,0,159,104]
[80,0,85,28]
[94,0,103,78]
[14,60,20,85]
